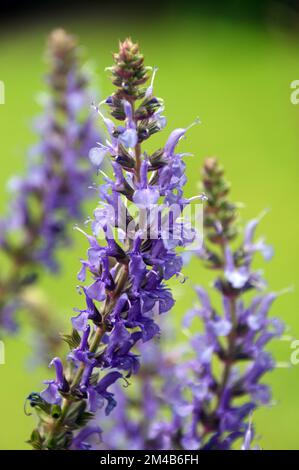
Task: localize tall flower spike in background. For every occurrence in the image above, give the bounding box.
[183,158,284,449]
[0,29,99,338]
[97,158,284,450]
[26,38,199,450]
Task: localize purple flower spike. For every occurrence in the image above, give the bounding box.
[28,38,196,450]
[0,29,100,345]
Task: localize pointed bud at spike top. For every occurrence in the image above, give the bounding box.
[46,29,80,93]
[110,38,148,101]
[47,29,77,64]
[201,157,238,249]
[117,38,139,62]
[203,157,220,174]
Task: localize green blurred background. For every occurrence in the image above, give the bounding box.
[0,2,299,449]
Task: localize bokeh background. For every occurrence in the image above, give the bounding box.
[0,0,299,450]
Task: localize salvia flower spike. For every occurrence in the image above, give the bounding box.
[180,159,283,449]
[0,29,99,337]
[27,38,198,450]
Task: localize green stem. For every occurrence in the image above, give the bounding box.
[218,297,237,396]
[135,143,142,182]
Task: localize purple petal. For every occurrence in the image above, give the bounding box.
[123,100,133,121]
[181,434,200,450]
[244,218,259,246]
[225,266,249,289]
[49,357,64,385]
[77,262,87,282]
[210,318,232,336]
[87,387,104,413]
[71,311,89,331]
[133,188,160,209]
[118,128,137,148]
[164,128,186,157]
[195,286,212,311]
[72,425,102,450]
[89,147,107,166]
[96,371,122,393]
[86,280,106,302]
[40,381,61,405]
[129,254,147,293]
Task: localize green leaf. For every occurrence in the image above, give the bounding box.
[60,328,81,350]
[75,411,94,427]
[27,428,44,450]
